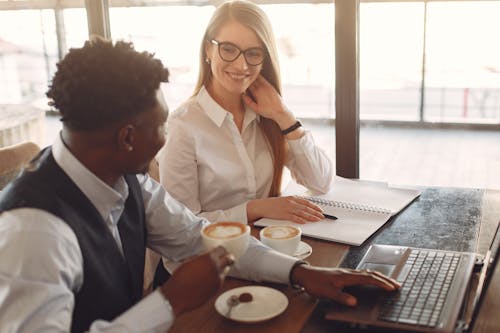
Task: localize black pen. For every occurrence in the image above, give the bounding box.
[323,213,338,220]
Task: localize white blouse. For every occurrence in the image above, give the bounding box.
[158,86,333,224]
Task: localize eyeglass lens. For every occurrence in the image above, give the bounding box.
[215,41,265,66]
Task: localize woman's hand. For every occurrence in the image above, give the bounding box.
[242,75,286,119]
[242,75,297,125]
[247,196,325,224]
[242,75,304,139]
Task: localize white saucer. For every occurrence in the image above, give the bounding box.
[293,241,312,259]
[215,286,288,323]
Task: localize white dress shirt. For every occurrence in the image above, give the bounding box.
[0,134,298,333]
[158,86,333,224]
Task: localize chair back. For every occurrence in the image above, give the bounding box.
[143,158,163,296]
[0,141,41,190]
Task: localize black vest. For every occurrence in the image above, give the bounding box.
[0,148,146,333]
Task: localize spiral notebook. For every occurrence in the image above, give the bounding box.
[255,177,421,246]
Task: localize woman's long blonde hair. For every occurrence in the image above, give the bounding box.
[193,0,285,197]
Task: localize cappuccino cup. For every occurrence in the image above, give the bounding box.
[259,225,301,256]
[201,222,250,261]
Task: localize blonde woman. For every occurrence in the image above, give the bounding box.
[158,0,333,225]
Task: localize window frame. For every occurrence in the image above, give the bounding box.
[2,0,499,179]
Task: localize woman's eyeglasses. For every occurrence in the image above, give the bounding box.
[210,39,265,66]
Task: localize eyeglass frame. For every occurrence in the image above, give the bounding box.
[209,39,266,66]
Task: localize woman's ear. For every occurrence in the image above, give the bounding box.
[117,124,135,152]
[204,40,212,64]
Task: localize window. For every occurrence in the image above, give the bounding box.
[359,1,500,189]
[108,5,212,110]
[425,1,500,123]
[109,3,335,118]
[360,2,424,121]
[263,3,335,119]
[0,7,88,109]
[359,0,500,124]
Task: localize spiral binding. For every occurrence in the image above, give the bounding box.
[299,196,391,215]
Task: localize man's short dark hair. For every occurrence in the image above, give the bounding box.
[46,38,169,131]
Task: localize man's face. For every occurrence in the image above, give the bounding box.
[124,92,168,174]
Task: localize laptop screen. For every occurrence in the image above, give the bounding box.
[464,221,500,331]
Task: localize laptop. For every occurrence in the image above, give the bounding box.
[324,222,500,333]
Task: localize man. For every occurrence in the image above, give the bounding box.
[0,39,399,332]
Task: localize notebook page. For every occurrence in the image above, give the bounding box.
[312,176,421,216]
[256,177,420,245]
[255,207,391,246]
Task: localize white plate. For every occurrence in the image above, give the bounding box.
[293,241,312,259]
[215,286,288,323]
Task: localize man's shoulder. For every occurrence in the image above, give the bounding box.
[0,148,75,217]
[0,207,82,292]
[0,179,53,212]
[0,207,79,248]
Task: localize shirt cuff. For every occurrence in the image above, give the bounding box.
[112,290,174,332]
[235,237,300,283]
[286,130,315,154]
[260,249,300,283]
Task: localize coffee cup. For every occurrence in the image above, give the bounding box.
[201,221,250,261]
[259,225,301,256]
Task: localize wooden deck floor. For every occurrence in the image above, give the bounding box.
[306,122,500,190]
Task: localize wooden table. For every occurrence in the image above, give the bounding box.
[304,188,500,333]
[168,227,346,333]
[169,188,500,333]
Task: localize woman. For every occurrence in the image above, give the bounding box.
[158,0,333,225]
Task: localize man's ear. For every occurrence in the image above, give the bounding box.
[117,124,135,152]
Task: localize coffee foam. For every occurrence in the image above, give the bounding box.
[204,222,245,239]
[263,226,299,239]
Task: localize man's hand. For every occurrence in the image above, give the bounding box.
[160,246,235,316]
[291,264,401,306]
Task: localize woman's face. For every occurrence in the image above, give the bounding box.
[206,20,264,99]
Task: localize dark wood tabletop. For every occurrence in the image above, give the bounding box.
[168,188,500,333]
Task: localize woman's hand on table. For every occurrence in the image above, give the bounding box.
[247,196,325,224]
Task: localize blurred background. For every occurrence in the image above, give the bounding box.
[1,0,499,189]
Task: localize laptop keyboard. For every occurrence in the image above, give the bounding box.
[378,249,461,327]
